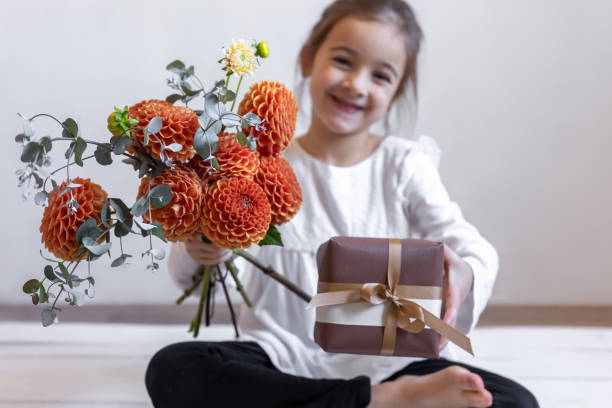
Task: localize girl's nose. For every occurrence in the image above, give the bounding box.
[341,71,367,97]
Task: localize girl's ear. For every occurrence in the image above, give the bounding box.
[299,46,313,78]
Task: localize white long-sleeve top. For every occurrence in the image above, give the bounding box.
[168,135,499,385]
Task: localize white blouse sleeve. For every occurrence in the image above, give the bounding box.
[401,137,499,334]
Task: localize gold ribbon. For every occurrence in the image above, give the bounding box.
[307,238,474,356]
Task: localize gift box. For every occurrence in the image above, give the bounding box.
[307,237,473,358]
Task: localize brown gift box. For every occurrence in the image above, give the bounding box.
[307,236,473,358]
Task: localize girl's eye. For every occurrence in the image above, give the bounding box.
[332,56,350,66]
[374,72,391,83]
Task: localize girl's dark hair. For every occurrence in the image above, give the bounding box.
[300,0,423,102]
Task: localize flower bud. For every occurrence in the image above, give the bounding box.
[256,42,270,58]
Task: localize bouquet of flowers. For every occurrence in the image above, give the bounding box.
[14,39,309,337]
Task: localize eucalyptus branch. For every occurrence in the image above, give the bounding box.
[50,137,137,160]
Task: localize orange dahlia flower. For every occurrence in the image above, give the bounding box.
[237,81,298,156]
[40,177,108,261]
[200,177,271,249]
[189,133,259,183]
[136,166,202,242]
[255,156,302,225]
[128,99,199,163]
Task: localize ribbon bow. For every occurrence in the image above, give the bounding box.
[307,239,473,356]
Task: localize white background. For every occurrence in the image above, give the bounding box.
[1,0,610,306]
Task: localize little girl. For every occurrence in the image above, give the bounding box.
[146,1,539,407]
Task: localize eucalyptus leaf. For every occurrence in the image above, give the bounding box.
[22,279,40,294]
[111,254,132,267]
[85,287,96,298]
[236,131,247,146]
[223,90,236,102]
[131,195,150,217]
[149,248,166,260]
[215,79,226,88]
[210,157,220,170]
[41,308,57,327]
[181,81,198,96]
[44,265,56,281]
[210,119,222,135]
[165,143,183,152]
[39,285,47,303]
[198,112,210,129]
[114,221,131,237]
[166,94,183,104]
[193,127,218,159]
[76,218,101,245]
[82,236,112,256]
[74,137,87,167]
[113,135,132,155]
[109,198,131,224]
[62,118,78,138]
[94,145,113,165]
[166,60,186,74]
[243,112,263,126]
[135,219,157,231]
[149,184,172,208]
[138,159,149,178]
[204,93,221,120]
[32,293,39,305]
[20,142,42,163]
[23,119,35,137]
[15,133,26,143]
[221,114,241,128]
[65,142,76,160]
[71,291,85,307]
[151,222,167,243]
[51,179,58,192]
[146,116,163,135]
[101,201,110,228]
[87,276,95,286]
[184,65,194,78]
[34,191,48,206]
[58,263,70,285]
[40,136,52,152]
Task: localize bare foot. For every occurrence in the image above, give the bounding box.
[368,365,492,408]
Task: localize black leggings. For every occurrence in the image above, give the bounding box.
[145,341,539,408]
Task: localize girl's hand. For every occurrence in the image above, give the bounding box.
[438,244,474,351]
[184,236,233,266]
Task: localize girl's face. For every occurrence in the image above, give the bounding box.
[304,16,407,137]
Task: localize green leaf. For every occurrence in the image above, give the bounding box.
[111,254,132,267]
[201,234,212,244]
[166,94,183,104]
[23,279,40,294]
[210,157,220,170]
[221,114,241,128]
[146,116,163,135]
[131,195,150,217]
[62,118,78,138]
[39,285,47,303]
[204,93,221,120]
[82,236,112,256]
[58,263,72,288]
[20,142,42,163]
[114,221,131,237]
[23,119,34,137]
[76,218,101,245]
[41,308,57,327]
[236,131,247,146]
[151,222,167,243]
[51,179,59,192]
[74,137,87,167]
[44,265,56,281]
[94,145,113,165]
[109,198,131,224]
[258,225,284,247]
[101,201,110,228]
[40,136,52,152]
[184,65,195,78]
[166,60,186,74]
[181,81,198,96]
[87,276,95,285]
[65,141,76,160]
[242,112,262,127]
[193,127,218,159]
[113,135,132,155]
[149,184,173,208]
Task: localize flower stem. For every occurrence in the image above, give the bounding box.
[189,265,211,337]
[232,248,312,303]
[216,265,239,338]
[224,260,252,307]
[230,75,243,113]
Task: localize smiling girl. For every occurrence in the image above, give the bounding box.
[145,1,539,407]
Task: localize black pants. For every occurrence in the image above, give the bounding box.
[145,341,539,408]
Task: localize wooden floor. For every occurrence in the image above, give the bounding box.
[0,322,610,407]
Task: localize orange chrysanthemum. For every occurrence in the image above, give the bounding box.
[136,166,202,242]
[189,133,259,183]
[237,81,298,156]
[200,177,271,249]
[40,177,108,261]
[128,99,199,163]
[255,156,302,225]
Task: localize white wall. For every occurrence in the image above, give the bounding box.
[1,0,610,306]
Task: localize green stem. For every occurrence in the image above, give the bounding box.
[230,75,243,113]
[224,72,231,89]
[225,260,252,307]
[189,265,211,337]
[232,248,311,303]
